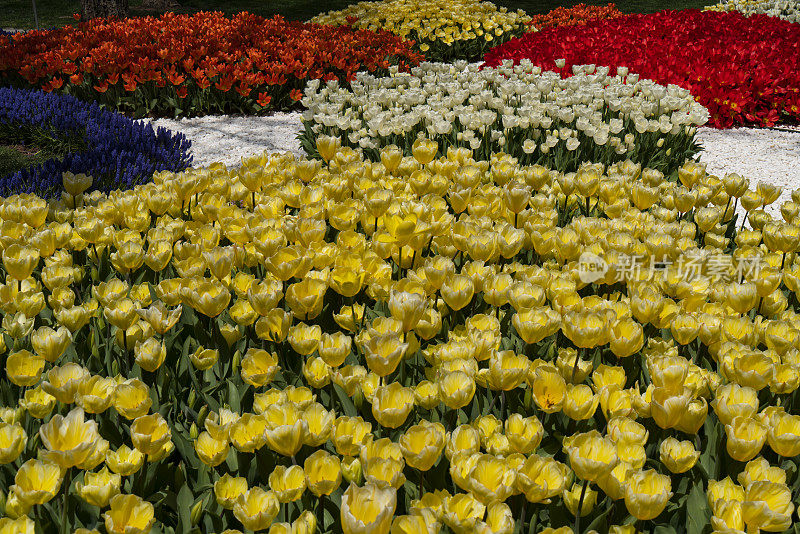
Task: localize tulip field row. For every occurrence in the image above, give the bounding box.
[0,139,798,534]
[1,1,800,534]
[0,3,798,128]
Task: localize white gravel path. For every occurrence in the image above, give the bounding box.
[147,114,800,223]
[146,113,305,168]
[696,126,800,219]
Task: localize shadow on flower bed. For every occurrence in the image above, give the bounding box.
[0,87,192,198]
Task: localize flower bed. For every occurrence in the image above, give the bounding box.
[309,0,531,62]
[299,61,707,175]
[704,0,800,23]
[1,139,799,532]
[483,9,800,128]
[0,87,191,197]
[0,11,423,118]
[529,3,624,31]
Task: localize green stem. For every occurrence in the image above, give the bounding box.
[574,478,588,534]
[61,467,72,534]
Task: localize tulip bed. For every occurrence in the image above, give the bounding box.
[0,12,423,118]
[299,62,707,175]
[483,9,800,128]
[1,133,800,534]
[704,0,800,23]
[528,3,625,31]
[0,87,192,198]
[309,0,531,63]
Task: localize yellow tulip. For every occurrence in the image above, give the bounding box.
[726,416,768,462]
[364,335,408,377]
[0,422,26,464]
[74,375,116,415]
[708,477,745,512]
[190,346,219,370]
[563,384,599,421]
[442,491,485,534]
[411,138,438,165]
[76,466,121,507]
[333,416,372,457]
[195,431,230,467]
[624,469,672,521]
[341,483,397,534]
[3,244,39,281]
[215,473,248,510]
[659,437,700,473]
[504,413,543,455]
[31,325,72,362]
[105,445,145,476]
[440,274,474,311]
[41,362,90,404]
[372,382,415,428]
[11,459,62,506]
[741,481,794,532]
[21,386,55,419]
[134,338,167,372]
[285,277,327,320]
[531,367,566,413]
[5,349,45,387]
[563,481,598,517]
[319,331,352,367]
[130,412,172,456]
[113,378,152,420]
[269,465,306,503]
[288,323,322,356]
[305,450,342,496]
[241,348,279,387]
[262,403,307,457]
[466,453,516,504]
[364,457,406,490]
[399,420,446,471]
[738,457,787,488]
[39,407,101,468]
[300,403,333,448]
[564,430,618,482]
[233,487,279,532]
[767,412,800,457]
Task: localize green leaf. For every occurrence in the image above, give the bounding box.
[177,484,194,534]
[227,379,241,413]
[699,417,721,480]
[332,383,357,417]
[686,477,711,534]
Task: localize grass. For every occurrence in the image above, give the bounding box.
[0,142,59,177]
[1,0,708,30]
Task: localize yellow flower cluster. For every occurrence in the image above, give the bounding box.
[0,139,799,533]
[704,0,800,22]
[310,0,531,62]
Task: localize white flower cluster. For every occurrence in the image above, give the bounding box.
[704,0,800,22]
[300,60,709,174]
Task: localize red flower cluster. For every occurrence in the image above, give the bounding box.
[528,3,623,31]
[486,9,800,128]
[0,11,423,117]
